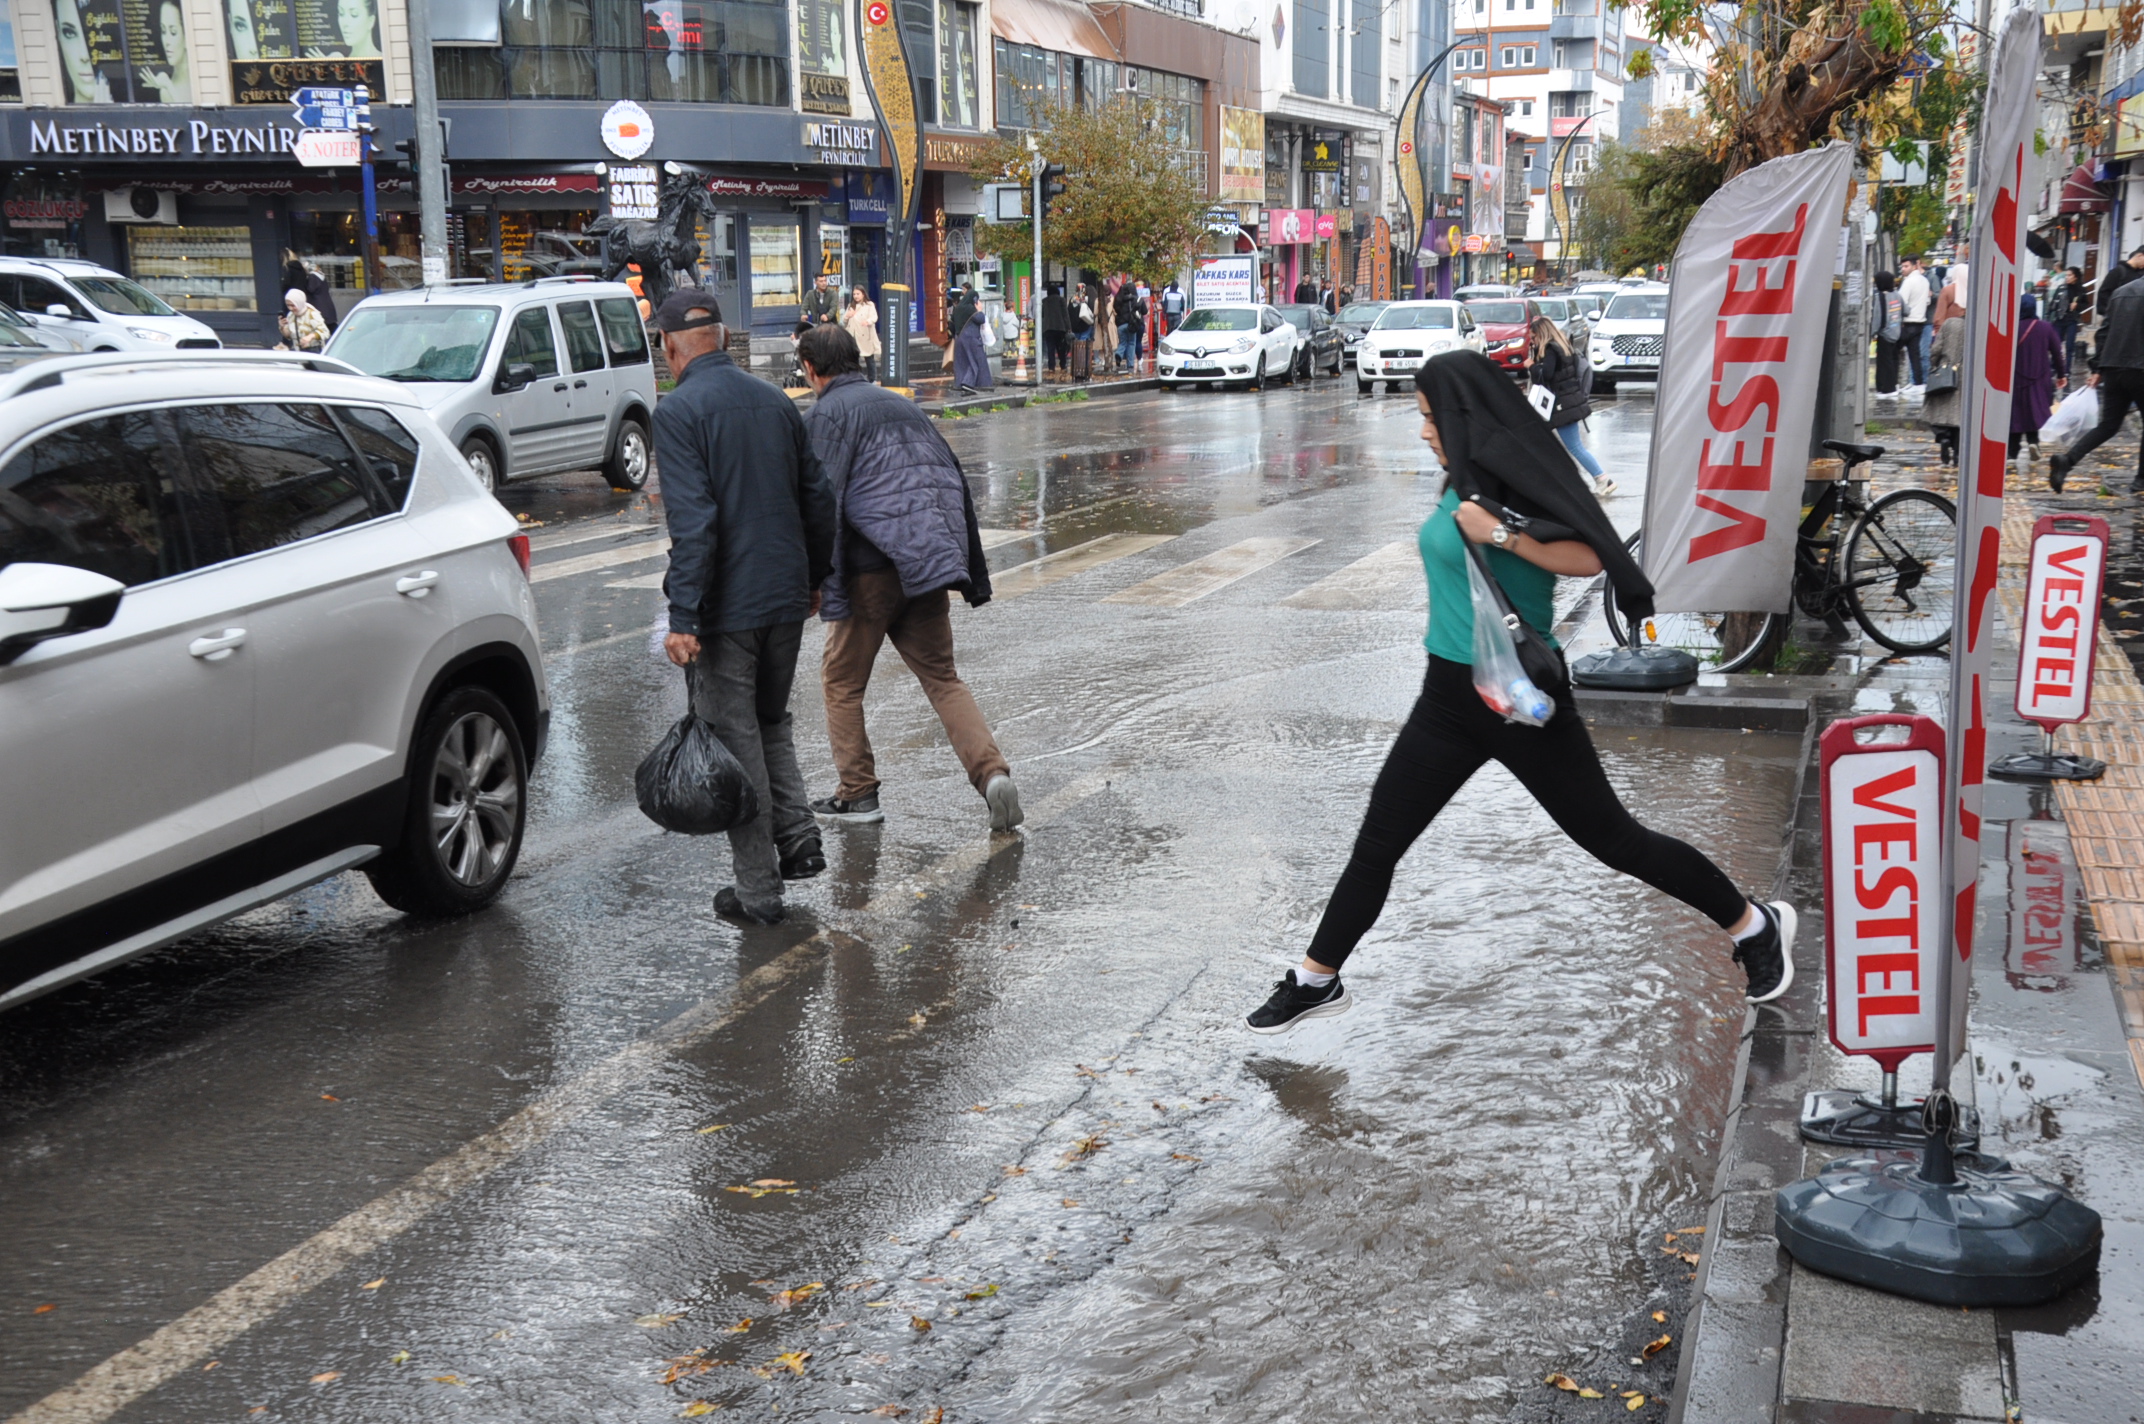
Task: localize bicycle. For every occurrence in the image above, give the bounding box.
[1605,440,1958,672]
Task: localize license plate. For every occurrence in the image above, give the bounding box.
[1183,363,1219,375]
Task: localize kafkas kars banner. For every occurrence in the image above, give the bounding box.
[1641,143,1853,613]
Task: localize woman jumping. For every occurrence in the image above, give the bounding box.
[1245,351,1797,1034]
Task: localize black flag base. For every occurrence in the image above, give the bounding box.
[1776,1096,2102,1308]
[1799,1088,1981,1152]
[1989,750,2107,782]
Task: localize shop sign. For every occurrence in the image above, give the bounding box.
[923,132,995,171]
[844,171,893,225]
[945,224,974,261]
[233,59,383,106]
[1194,255,1257,306]
[803,120,878,167]
[1303,133,1343,173]
[29,116,302,156]
[602,100,655,160]
[457,174,603,196]
[1204,206,1244,232]
[220,1,384,80]
[4,184,87,230]
[608,165,661,221]
[706,176,831,199]
[801,74,852,116]
[293,129,360,167]
[1314,212,1337,239]
[1264,207,1313,244]
[1220,107,1265,202]
[1462,233,1485,253]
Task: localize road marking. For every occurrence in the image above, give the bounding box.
[1279,541,1424,610]
[529,540,670,584]
[7,772,1115,1424]
[977,527,1030,550]
[526,522,663,554]
[991,533,1177,598]
[604,570,665,591]
[1102,537,1321,608]
[598,533,1028,590]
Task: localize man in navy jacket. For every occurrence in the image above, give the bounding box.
[795,324,1021,832]
[653,289,837,924]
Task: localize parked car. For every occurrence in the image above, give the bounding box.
[0,350,550,1010]
[1273,303,1346,378]
[1529,295,1593,351]
[508,232,608,280]
[1155,304,1301,390]
[1453,283,1523,302]
[0,298,89,353]
[1331,300,1390,357]
[1356,300,1483,394]
[0,308,71,374]
[327,277,656,493]
[1587,284,1670,393]
[1465,298,1540,378]
[0,257,221,353]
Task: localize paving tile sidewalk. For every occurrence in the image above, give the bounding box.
[1667,419,2144,1423]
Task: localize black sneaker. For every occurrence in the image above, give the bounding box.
[1733,901,1798,1004]
[1244,970,1353,1035]
[2049,452,2070,493]
[779,835,826,880]
[811,791,884,824]
[714,886,784,925]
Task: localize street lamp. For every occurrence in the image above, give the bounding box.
[1395,41,1468,297]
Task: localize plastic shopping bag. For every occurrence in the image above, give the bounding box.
[980,317,1000,353]
[635,672,762,835]
[1466,552,1555,727]
[2041,386,2098,445]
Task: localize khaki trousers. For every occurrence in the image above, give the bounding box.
[822,567,1008,800]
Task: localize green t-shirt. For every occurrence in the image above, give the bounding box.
[1421,487,1560,663]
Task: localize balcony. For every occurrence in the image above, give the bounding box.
[1550,14,1601,38]
[1545,68,1596,91]
[1136,0,1205,17]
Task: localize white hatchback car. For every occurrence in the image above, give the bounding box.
[1588,284,1670,393]
[1356,300,1484,393]
[0,352,549,1011]
[0,257,222,352]
[1155,304,1300,390]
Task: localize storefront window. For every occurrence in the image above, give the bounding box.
[993,39,1073,129]
[749,221,798,309]
[937,0,977,129]
[439,0,789,106]
[128,226,254,312]
[0,2,21,101]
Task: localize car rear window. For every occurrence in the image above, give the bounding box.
[598,297,649,366]
[0,412,192,586]
[557,300,607,373]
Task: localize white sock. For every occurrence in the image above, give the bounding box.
[1294,967,1337,987]
[1730,901,1770,943]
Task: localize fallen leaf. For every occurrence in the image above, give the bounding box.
[963,1284,998,1300]
[360,1278,386,1290]
[319,1093,340,1102]
[979,1193,997,1203]
[750,1279,776,1286]
[843,1280,881,1291]
[33,1304,55,1315]
[909,1316,932,1332]
[1675,1226,1706,1235]
[1057,1134,1107,1166]
[751,1179,796,1189]
[723,1318,753,1333]
[1578,1388,1605,1398]
[1678,1251,1701,1266]
[1170,1153,1201,1161]
[696,1124,730,1134]
[770,1350,811,1375]
[838,1056,856,1064]
[770,1283,824,1311]
[660,1349,717,1384]
[922,1409,945,1424]
[965,1104,990,1113]
[431,1375,465,1386]
[202,1360,219,1371]
[1546,1374,1580,1392]
[1061,1198,1079,1207]
[1001,1165,1028,1177]
[637,1312,686,1327]
[870,1407,909,1418]
[1651,1311,1667,1323]
[1642,1333,1672,1358]
[311,1371,342,1384]
[1627,1395,1648,1411]
[680,1403,721,1417]
[1074,1064,1104,1078]
[250,1409,267,1415]
[390,1351,410,1364]
[908,1013,928,1026]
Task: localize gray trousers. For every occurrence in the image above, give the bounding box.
[690,622,815,916]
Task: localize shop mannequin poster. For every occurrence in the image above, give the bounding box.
[222,0,383,61]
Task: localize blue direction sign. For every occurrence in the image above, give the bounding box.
[291,87,360,131]
[292,86,358,108]
[1898,50,1937,78]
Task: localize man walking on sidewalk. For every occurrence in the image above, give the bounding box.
[2051,274,2144,493]
[652,289,838,924]
[793,324,1023,832]
[1897,256,1931,389]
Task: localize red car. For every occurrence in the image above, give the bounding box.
[1465,298,1539,378]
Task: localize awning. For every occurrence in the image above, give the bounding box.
[2108,69,2144,104]
[991,0,1118,60]
[2060,163,2111,213]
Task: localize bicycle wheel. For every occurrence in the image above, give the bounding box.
[1843,488,1957,653]
[1603,530,1784,672]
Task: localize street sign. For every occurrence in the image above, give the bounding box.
[1821,714,1945,1070]
[291,87,360,131]
[294,130,362,168]
[292,86,358,108]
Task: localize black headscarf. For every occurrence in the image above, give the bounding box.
[1415,349,1654,621]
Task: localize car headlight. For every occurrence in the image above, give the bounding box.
[1429,339,1454,352]
[1230,337,1255,352]
[129,327,175,343]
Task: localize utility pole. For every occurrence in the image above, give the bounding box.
[405,1,450,286]
[355,84,380,297]
[1032,141,1044,380]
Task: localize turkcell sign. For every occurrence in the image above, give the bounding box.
[2015,514,2109,730]
[1821,715,1945,1066]
[1640,142,1852,613]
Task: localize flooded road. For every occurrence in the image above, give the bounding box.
[0,380,1801,1421]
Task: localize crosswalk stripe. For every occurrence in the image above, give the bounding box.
[1102,536,1320,608]
[992,533,1178,598]
[977,527,1031,550]
[604,570,665,590]
[1279,541,1424,610]
[530,540,669,584]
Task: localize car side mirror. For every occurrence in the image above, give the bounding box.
[45,305,73,320]
[0,562,123,665]
[495,361,537,394]
[1584,310,1602,323]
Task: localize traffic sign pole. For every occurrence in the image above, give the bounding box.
[356,85,380,298]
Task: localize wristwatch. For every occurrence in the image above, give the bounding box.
[1489,523,1515,548]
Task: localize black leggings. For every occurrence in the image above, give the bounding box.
[1306,657,1748,969]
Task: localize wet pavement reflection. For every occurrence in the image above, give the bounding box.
[0,379,1812,1423]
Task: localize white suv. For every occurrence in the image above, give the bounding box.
[1587,284,1670,394]
[0,352,549,1010]
[0,257,221,352]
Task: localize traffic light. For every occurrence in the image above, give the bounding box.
[1040,164,1068,203]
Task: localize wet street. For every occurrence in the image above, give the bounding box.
[0,377,1804,1422]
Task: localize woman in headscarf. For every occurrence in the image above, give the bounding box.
[2011,292,2066,470]
[951,295,994,393]
[277,288,328,352]
[1871,269,1904,399]
[1244,351,1797,1036]
[1922,284,1966,468]
[282,258,338,330]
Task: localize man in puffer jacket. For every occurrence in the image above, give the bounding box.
[795,324,1023,832]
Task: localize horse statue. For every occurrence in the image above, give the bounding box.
[588,168,716,315]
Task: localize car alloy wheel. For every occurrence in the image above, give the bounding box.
[606,418,650,492]
[461,437,499,493]
[429,710,522,888]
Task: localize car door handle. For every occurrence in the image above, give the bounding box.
[396,570,440,597]
[553,381,570,392]
[573,378,589,388]
[188,628,247,661]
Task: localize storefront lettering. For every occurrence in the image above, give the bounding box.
[28,119,300,157]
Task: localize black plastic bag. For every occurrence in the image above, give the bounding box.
[635,669,761,835]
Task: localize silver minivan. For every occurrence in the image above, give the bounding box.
[326,278,656,494]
